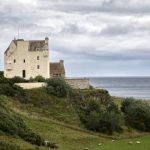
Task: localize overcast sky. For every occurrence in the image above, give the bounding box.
[1,0,150,77]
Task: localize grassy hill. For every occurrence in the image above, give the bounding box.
[0,86,150,150]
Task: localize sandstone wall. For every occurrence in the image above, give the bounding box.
[16,78,90,90]
[65,78,90,89]
[15,82,47,89]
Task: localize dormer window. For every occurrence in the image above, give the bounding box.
[23,59,25,63]
[37,56,39,60]
[14,59,16,63]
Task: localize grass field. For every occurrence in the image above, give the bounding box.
[0,89,150,150]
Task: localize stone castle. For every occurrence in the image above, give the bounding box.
[4,37,89,89]
[4,37,65,79]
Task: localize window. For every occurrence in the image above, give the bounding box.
[37,56,39,60]
[22,70,26,78]
[23,59,25,63]
[14,59,16,63]
[37,65,40,69]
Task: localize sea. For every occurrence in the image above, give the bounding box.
[90,77,150,100]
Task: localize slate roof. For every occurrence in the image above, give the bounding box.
[28,40,46,51]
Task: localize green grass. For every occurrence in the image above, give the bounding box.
[0,89,150,150]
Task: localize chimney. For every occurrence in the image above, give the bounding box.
[60,60,64,65]
[45,37,49,44]
[45,37,49,50]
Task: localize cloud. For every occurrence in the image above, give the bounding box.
[0,0,150,76]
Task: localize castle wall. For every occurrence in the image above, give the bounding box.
[16,82,47,89]
[65,78,90,89]
[16,78,90,90]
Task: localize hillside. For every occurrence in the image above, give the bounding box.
[0,94,150,150]
[0,77,150,150]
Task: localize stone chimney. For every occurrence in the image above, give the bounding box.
[60,60,64,66]
[45,37,49,50]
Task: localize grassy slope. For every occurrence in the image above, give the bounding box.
[0,88,150,150]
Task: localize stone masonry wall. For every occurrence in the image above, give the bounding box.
[15,82,47,89]
[16,78,90,90]
[65,78,90,89]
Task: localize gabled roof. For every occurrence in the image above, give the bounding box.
[50,60,65,75]
[5,40,17,54]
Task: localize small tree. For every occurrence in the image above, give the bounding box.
[47,77,72,97]
[34,75,46,82]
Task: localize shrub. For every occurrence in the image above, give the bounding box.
[0,71,4,78]
[80,89,112,106]
[0,141,20,150]
[9,76,28,83]
[0,83,26,102]
[33,75,46,82]
[47,77,72,97]
[0,103,44,146]
[78,99,122,134]
[121,98,150,132]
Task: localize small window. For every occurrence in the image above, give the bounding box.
[23,59,25,63]
[37,65,40,69]
[14,59,16,63]
[37,56,39,60]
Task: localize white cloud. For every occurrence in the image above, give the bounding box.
[1,0,150,76]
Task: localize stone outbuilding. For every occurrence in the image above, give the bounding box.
[50,60,65,77]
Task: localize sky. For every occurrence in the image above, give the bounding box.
[1,0,150,77]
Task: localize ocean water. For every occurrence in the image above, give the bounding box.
[90,77,150,100]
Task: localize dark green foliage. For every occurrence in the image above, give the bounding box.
[0,103,44,146]
[121,98,150,132]
[121,98,134,113]
[32,75,46,82]
[80,89,112,105]
[0,71,4,78]
[0,83,26,102]
[0,141,21,150]
[47,142,58,149]
[9,76,28,83]
[78,98,122,134]
[47,77,72,97]
[0,77,26,102]
[0,77,12,84]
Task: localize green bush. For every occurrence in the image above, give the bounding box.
[121,98,150,132]
[0,83,26,102]
[0,103,44,146]
[33,75,46,82]
[78,99,122,134]
[80,89,112,106]
[47,77,72,97]
[9,76,28,83]
[0,71,4,78]
[0,141,20,150]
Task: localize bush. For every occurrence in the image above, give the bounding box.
[0,83,26,102]
[80,89,112,106]
[9,76,28,83]
[0,71,4,78]
[78,99,122,134]
[121,98,150,132]
[33,75,46,82]
[0,103,44,146]
[0,141,20,150]
[47,77,72,97]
